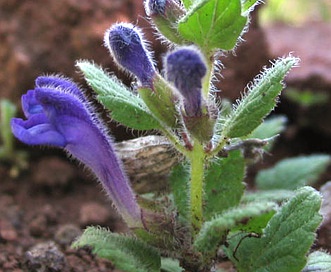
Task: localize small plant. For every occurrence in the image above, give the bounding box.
[0,99,17,160]
[0,99,27,176]
[11,0,331,271]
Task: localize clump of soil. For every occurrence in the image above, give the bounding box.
[0,155,126,271]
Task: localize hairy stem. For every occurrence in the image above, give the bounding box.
[188,141,205,234]
[160,127,189,156]
[201,54,214,99]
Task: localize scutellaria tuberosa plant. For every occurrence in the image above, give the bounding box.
[11,0,331,271]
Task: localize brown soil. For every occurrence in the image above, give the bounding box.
[0,154,127,272]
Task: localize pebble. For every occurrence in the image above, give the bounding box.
[320,181,331,224]
[24,241,67,272]
[0,225,18,242]
[54,224,82,247]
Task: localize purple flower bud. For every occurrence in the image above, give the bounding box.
[104,23,155,86]
[145,0,184,18]
[146,0,167,15]
[145,0,186,44]
[165,47,207,117]
[11,76,142,228]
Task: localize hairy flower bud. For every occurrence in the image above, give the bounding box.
[166,47,217,142]
[145,0,186,44]
[104,23,155,86]
[166,47,207,117]
[105,25,178,129]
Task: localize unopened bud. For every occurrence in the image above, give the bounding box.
[104,23,155,86]
[145,0,186,44]
[166,47,217,142]
[166,47,207,117]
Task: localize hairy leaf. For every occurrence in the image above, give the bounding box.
[228,186,322,272]
[242,189,294,203]
[230,210,276,235]
[181,0,196,9]
[161,258,184,272]
[221,56,299,138]
[169,163,190,221]
[76,61,160,130]
[204,150,245,219]
[303,251,331,272]
[256,155,331,190]
[250,115,287,140]
[178,0,247,52]
[241,0,261,14]
[249,115,287,150]
[194,201,277,253]
[72,227,161,272]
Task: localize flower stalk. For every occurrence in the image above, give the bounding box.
[188,141,205,233]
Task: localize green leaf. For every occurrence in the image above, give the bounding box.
[204,150,245,220]
[221,56,299,138]
[181,0,196,9]
[227,186,322,272]
[249,115,287,151]
[303,251,331,272]
[241,0,261,14]
[138,74,179,128]
[169,163,190,221]
[161,258,184,272]
[285,88,329,107]
[250,115,287,140]
[242,189,294,203]
[256,154,331,190]
[178,0,247,52]
[76,61,160,130]
[194,201,277,254]
[235,210,275,234]
[73,227,161,272]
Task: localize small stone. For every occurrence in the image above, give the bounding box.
[54,224,81,247]
[79,202,110,226]
[0,222,18,242]
[24,241,67,272]
[317,181,331,248]
[320,181,331,223]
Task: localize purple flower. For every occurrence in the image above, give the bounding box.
[165,47,207,117]
[11,76,142,228]
[104,23,155,87]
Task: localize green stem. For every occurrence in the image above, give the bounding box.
[160,127,189,156]
[0,100,16,159]
[188,141,205,234]
[201,53,214,99]
[208,134,228,159]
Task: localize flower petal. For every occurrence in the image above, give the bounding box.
[11,115,66,147]
[22,90,43,117]
[35,76,85,99]
[35,87,90,122]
